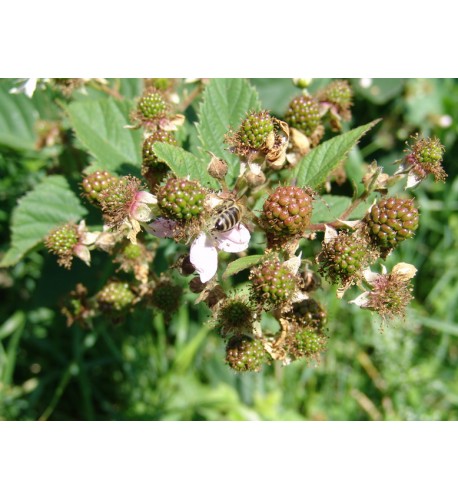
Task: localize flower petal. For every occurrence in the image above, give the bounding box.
[284,251,302,275]
[214,224,251,253]
[135,191,157,205]
[190,232,218,283]
[24,78,38,98]
[324,225,338,244]
[73,244,91,266]
[362,267,380,284]
[146,218,177,238]
[392,263,417,281]
[130,202,153,222]
[349,291,370,308]
[406,171,422,189]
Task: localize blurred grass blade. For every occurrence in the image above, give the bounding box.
[1,311,26,386]
[173,324,210,374]
[0,311,26,341]
[416,317,458,336]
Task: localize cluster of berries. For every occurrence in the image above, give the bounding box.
[43,79,448,374]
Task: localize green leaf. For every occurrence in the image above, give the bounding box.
[109,78,144,99]
[250,78,298,116]
[153,142,219,189]
[222,255,264,279]
[291,120,381,189]
[311,194,376,224]
[195,78,261,186]
[0,81,38,150]
[65,98,142,172]
[353,78,406,105]
[0,175,87,267]
[311,196,353,224]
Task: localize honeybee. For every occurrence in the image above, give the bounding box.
[210,198,244,233]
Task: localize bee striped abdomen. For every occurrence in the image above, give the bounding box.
[213,202,242,232]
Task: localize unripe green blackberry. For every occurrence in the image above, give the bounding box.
[137,91,167,120]
[157,178,206,221]
[285,298,327,332]
[287,329,327,359]
[418,139,443,164]
[261,186,313,236]
[364,197,419,251]
[320,80,352,110]
[225,335,268,372]
[147,78,173,91]
[97,282,135,312]
[98,176,133,211]
[360,270,414,321]
[215,297,255,336]
[403,135,446,183]
[45,223,80,269]
[284,95,321,136]
[317,231,371,285]
[142,130,177,168]
[238,111,274,150]
[81,170,117,203]
[142,131,177,189]
[250,259,297,308]
[122,242,143,260]
[98,176,141,228]
[151,279,182,317]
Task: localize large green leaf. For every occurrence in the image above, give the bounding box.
[291,119,381,189]
[195,78,261,185]
[0,80,38,150]
[65,99,142,172]
[0,175,87,267]
[153,142,219,189]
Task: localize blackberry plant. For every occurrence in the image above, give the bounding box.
[1,77,448,382]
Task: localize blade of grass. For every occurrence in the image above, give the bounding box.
[39,364,74,421]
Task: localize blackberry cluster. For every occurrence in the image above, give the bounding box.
[261,186,313,236]
[137,91,167,120]
[142,130,177,188]
[81,170,117,203]
[284,95,321,136]
[225,335,269,372]
[151,279,182,317]
[157,178,206,221]
[287,329,328,359]
[285,298,327,332]
[364,197,419,252]
[238,111,274,150]
[317,231,371,285]
[45,223,80,269]
[320,80,352,111]
[215,298,255,337]
[97,282,135,312]
[250,259,297,309]
[142,130,177,168]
